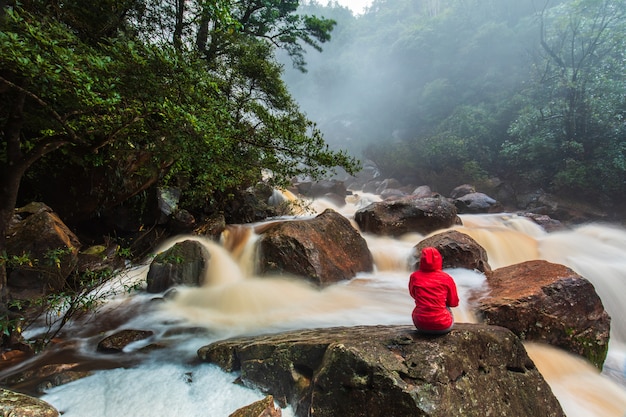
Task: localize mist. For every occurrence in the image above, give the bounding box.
[277,0,626,206]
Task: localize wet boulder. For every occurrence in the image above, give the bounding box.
[256,209,373,286]
[449,184,476,199]
[198,324,565,417]
[0,388,59,417]
[146,240,207,293]
[97,329,155,353]
[454,192,501,214]
[412,230,491,273]
[293,180,347,200]
[7,203,81,296]
[354,195,458,237]
[475,260,610,369]
[229,395,282,417]
[411,185,434,198]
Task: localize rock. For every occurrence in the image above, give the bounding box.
[295,180,347,200]
[75,239,125,277]
[256,209,373,285]
[146,240,207,293]
[362,180,381,194]
[354,196,458,237]
[2,362,92,395]
[412,230,492,273]
[320,192,346,208]
[229,395,282,417]
[412,185,433,198]
[97,329,155,353]
[476,260,610,368]
[449,184,475,199]
[519,212,564,232]
[379,188,406,200]
[7,203,81,296]
[454,192,500,214]
[375,178,403,195]
[194,213,227,240]
[0,388,59,416]
[198,324,565,417]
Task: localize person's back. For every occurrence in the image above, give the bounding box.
[408,247,459,334]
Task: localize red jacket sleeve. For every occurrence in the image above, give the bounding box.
[446,274,460,307]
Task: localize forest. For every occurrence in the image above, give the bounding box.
[286,0,626,209]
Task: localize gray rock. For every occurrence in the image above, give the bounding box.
[198,324,566,417]
[354,196,458,236]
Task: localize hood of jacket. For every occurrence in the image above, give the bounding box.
[419,247,443,272]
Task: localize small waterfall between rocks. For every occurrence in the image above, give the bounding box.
[8,194,626,417]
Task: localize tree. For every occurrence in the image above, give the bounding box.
[503,0,626,198]
[0,1,358,344]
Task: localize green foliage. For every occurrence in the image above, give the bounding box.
[284,0,626,205]
[503,0,626,197]
[1,1,357,222]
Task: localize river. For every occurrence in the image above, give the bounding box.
[10,194,626,416]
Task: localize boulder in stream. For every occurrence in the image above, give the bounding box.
[476,260,611,369]
[198,324,566,417]
[354,195,459,236]
[256,209,373,286]
[0,388,59,417]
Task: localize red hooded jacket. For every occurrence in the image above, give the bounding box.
[408,247,459,331]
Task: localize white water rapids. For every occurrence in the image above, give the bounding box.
[13,194,626,416]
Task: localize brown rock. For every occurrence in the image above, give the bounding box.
[256,209,373,286]
[476,260,610,368]
[412,230,492,273]
[449,184,476,199]
[0,388,58,417]
[97,329,154,353]
[229,395,282,417]
[354,196,458,237]
[198,324,565,417]
[7,203,81,296]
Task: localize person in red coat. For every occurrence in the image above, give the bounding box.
[409,247,459,334]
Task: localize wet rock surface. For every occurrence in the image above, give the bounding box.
[0,388,59,417]
[476,260,611,368]
[198,323,565,417]
[256,209,373,285]
[354,195,459,236]
[412,229,492,273]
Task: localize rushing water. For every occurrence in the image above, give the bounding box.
[9,194,626,416]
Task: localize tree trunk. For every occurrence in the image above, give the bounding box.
[0,90,26,317]
[173,0,185,50]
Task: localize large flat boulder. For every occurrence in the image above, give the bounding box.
[198,324,565,417]
[476,260,610,369]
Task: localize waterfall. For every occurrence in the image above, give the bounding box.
[24,195,626,417]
